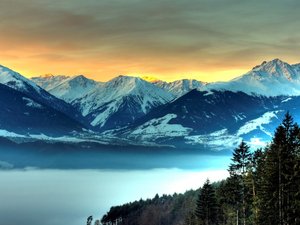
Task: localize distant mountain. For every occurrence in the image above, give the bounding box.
[72,75,174,131]
[0,83,84,135]
[140,76,207,98]
[32,74,100,102]
[19,58,300,150]
[114,89,300,150]
[0,65,84,123]
[153,79,207,97]
[206,59,300,96]
[31,74,71,90]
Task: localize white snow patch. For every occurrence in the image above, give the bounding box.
[281,97,292,103]
[30,134,84,143]
[90,100,121,127]
[236,111,278,137]
[130,114,192,139]
[203,90,214,96]
[22,97,43,109]
[0,129,25,138]
[185,129,242,150]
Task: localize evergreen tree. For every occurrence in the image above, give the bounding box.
[87,216,93,225]
[229,141,251,176]
[195,179,218,225]
[257,112,300,224]
[246,148,264,224]
[185,212,197,225]
[228,141,251,225]
[216,178,242,225]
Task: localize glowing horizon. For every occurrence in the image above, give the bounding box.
[0,0,300,82]
[1,61,254,83]
[3,58,300,84]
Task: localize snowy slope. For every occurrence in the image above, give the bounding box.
[116,89,300,150]
[73,75,175,130]
[153,79,207,97]
[129,114,192,139]
[0,65,44,94]
[206,59,300,96]
[0,65,84,124]
[31,74,71,90]
[0,83,84,135]
[33,75,100,102]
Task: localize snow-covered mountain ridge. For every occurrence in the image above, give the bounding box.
[0,65,84,124]
[112,89,300,150]
[30,58,300,102]
[1,58,300,150]
[72,75,175,130]
[31,74,101,102]
[205,59,300,96]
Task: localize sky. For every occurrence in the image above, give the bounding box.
[0,0,300,82]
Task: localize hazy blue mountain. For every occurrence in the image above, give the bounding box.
[0,83,84,136]
[113,89,300,150]
[0,65,84,123]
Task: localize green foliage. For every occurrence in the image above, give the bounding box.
[256,112,300,224]
[229,141,252,176]
[195,179,218,225]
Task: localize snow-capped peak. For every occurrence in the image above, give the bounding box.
[90,75,174,107]
[31,74,71,91]
[154,78,207,97]
[32,74,100,103]
[73,75,175,129]
[250,58,298,80]
[0,65,42,93]
[206,58,300,96]
[103,75,166,98]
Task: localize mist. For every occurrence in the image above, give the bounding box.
[0,168,228,225]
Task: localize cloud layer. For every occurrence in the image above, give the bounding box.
[0,0,299,81]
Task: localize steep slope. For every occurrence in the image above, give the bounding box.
[153,79,207,97]
[0,65,84,123]
[73,75,175,131]
[32,75,100,102]
[207,59,300,96]
[119,89,300,150]
[0,83,84,135]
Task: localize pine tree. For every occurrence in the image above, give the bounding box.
[229,141,251,177]
[216,178,242,225]
[228,141,251,225]
[87,216,93,225]
[257,112,300,224]
[247,148,264,224]
[195,179,218,225]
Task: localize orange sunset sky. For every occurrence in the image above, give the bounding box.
[0,0,299,82]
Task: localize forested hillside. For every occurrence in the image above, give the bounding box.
[100,112,300,225]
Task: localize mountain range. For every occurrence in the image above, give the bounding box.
[1,58,300,151]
